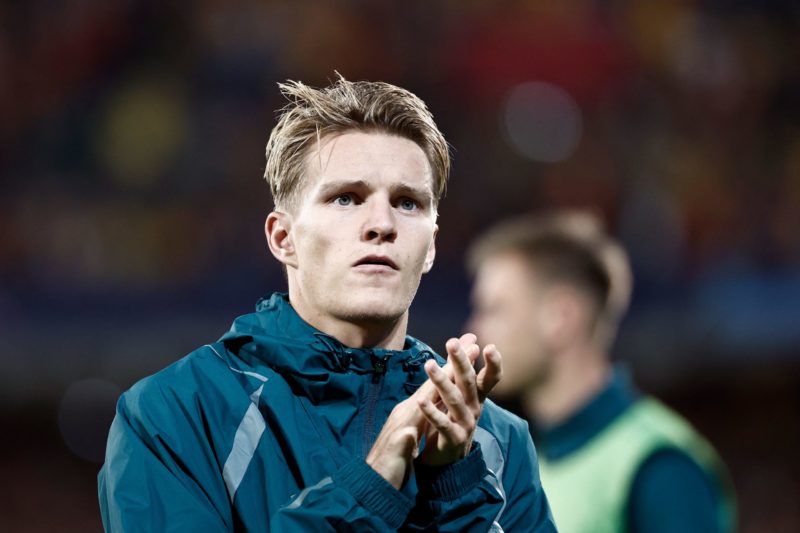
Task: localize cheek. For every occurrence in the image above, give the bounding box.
[476,315,513,353]
[405,223,436,259]
[297,229,333,265]
[496,311,535,356]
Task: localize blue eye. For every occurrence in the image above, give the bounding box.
[399,198,418,211]
[334,194,353,206]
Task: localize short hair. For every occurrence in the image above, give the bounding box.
[264,74,450,211]
[468,210,633,344]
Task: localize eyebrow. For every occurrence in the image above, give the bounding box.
[393,183,434,204]
[316,179,370,198]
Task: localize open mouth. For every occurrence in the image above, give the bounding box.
[354,255,399,270]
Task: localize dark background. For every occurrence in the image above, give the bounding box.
[1,1,798,531]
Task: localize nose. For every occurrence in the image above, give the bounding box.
[362,197,397,243]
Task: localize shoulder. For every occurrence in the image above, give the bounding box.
[124,344,225,405]
[119,343,268,431]
[628,448,722,532]
[477,399,537,468]
[479,399,532,445]
[635,448,711,486]
[478,401,556,530]
[626,397,696,439]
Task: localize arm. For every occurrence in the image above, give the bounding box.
[401,442,505,532]
[99,394,231,533]
[401,386,557,532]
[276,335,511,532]
[270,336,493,532]
[627,449,721,533]
[496,419,557,532]
[102,381,415,532]
[366,335,499,488]
[270,458,415,531]
[402,338,508,531]
[369,334,524,532]
[102,381,418,533]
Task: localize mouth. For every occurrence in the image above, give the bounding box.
[353,255,399,270]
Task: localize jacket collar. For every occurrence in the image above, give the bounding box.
[218,293,439,399]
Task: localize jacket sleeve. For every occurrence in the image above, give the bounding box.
[401,442,505,532]
[497,420,557,532]
[101,387,418,532]
[276,445,512,532]
[270,458,416,531]
[98,392,233,533]
[401,415,557,532]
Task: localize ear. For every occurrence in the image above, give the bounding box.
[422,224,438,274]
[265,211,298,268]
[539,286,583,348]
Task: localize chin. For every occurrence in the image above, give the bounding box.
[337,290,410,324]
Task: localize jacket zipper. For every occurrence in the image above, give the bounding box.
[361,352,390,457]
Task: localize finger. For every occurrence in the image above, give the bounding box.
[445,338,479,406]
[391,394,427,427]
[413,337,475,405]
[466,343,480,365]
[419,350,459,405]
[412,358,454,405]
[458,332,480,365]
[418,397,466,444]
[425,360,473,424]
[458,332,477,349]
[476,344,503,402]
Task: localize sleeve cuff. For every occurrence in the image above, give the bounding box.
[414,442,488,501]
[332,458,414,529]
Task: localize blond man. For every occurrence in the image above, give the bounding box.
[99,77,556,532]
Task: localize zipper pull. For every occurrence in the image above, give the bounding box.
[371,353,390,383]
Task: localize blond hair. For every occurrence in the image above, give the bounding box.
[264,74,450,211]
[468,210,633,346]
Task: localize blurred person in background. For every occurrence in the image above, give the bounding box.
[467,210,736,533]
[98,76,556,531]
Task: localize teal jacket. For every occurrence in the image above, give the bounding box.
[99,293,556,532]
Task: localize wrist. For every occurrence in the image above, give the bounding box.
[334,459,414,529]
[415,442,487,501]
[366,453,408,490]
[420,437,473,467]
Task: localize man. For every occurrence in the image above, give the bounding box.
[467,211,736,533]
[98,76,555,532]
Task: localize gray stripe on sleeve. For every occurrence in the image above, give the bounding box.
[285,477,334,510]
[222,385,266,502]
[475,426,507,529]
[207,344,269,382]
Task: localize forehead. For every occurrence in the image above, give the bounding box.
[474,252,539,301]
[302,130,434,194]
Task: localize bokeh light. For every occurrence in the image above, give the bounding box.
[95,76,189,189]
[503,81,582,163]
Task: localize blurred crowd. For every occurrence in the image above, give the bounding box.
[0,1,798,531]
[2,1,799,361]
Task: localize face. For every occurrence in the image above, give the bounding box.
[273,130,438,328]
[468,253,554,397]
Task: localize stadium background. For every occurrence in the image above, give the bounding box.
[1,1,798,531]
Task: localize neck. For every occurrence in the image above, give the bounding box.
[289,297,409,350]
[524,345,611,427]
